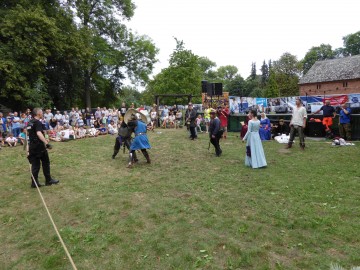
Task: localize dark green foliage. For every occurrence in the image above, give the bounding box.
[302,44,335,75]
[0,0,158,110]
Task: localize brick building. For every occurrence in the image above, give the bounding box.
[299,55,360,96]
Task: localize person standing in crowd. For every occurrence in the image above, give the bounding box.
[27,108,59,188]
[85,108,92,127]
[54,111,63,125]
[62,111,69,126]
[286,98,307,150]
[185,103,197,140]
[209,109,223,157]
[175,109,182,129]
[338,103,352,141]
[259,112,271,140]
[126,110,151,168]
[0,112,6,148]
[242,109,267,169]
[203,105,211,133]
[95,107,102,121]
[313,100,336,138]
[150,107,157,131]
[44,109,53,130]
[119,102,127,121]
[11,112,21,138]
[218,105,230,139]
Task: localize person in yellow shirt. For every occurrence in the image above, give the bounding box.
[203,105,211,133]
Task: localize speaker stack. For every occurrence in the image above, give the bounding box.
[201,81,222,96]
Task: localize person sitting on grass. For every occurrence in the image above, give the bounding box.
[48,129,61,142]
[18,128,26,145]
[98,124,108,135]
[77,126,87,139]
[87,125,99,137]
[5,133,17,147]
[108,120,118,135]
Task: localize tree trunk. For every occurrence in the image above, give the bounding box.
[84,69,91,109]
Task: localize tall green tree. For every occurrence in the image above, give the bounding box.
[0,4,61,109]
[69,0,157,108]
[302,44,335,75]
[264,68,279,97]
[143,39,202,105]
[260,60,269,88]
[336,31,360,57]
[250,62,257,80]
[272,52,301,96]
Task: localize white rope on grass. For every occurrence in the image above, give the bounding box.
[29,164,78,270]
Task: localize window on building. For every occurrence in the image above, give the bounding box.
[316,84,321,89]
[343,82,348,87]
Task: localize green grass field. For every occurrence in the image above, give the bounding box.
[1,129,359,270]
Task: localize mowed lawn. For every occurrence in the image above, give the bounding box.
[1,129,359,270]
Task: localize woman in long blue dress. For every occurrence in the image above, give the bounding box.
[242,110,267,169]
[259,112,271,140]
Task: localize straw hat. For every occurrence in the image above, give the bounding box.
[124,108,148,124]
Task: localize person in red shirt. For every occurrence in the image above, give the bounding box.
[217,104,230,139]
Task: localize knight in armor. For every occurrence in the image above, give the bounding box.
[27,108,59,188]
[112,120,138,162]
[125,109,151,168]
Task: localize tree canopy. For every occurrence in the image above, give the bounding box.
[0,0,158,110]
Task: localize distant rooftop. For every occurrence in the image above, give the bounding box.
[299,55,360,84]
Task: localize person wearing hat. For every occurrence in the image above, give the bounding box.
[209,109,223,157]
[185,103,197,140]
[125,109,151,168]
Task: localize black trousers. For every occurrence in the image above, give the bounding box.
[114,136,132,152]
[114,137,137,160]
[190,126,197,139]
[29,150,51,182]
[210,135,221,155]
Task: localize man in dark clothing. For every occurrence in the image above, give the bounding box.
[112,120,137,161]
[313,100,336,138]
[185,103,197,140]
[27,108,59,188]
[272,119,290,138]
[209,109,223,157]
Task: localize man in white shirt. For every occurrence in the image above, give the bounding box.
[54,111,63,124]
[286,98,307,150]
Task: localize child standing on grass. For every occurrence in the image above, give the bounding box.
[196,115,203,133]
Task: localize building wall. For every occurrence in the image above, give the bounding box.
[299,79,360,96]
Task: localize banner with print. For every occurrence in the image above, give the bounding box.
[323,95,348,106]
[202,92,229,109]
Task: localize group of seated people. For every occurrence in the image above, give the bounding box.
[240,114,290,140]
[159,105,183,128]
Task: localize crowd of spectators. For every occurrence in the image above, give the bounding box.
[0,103,213,150]
[0,105,140,149]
